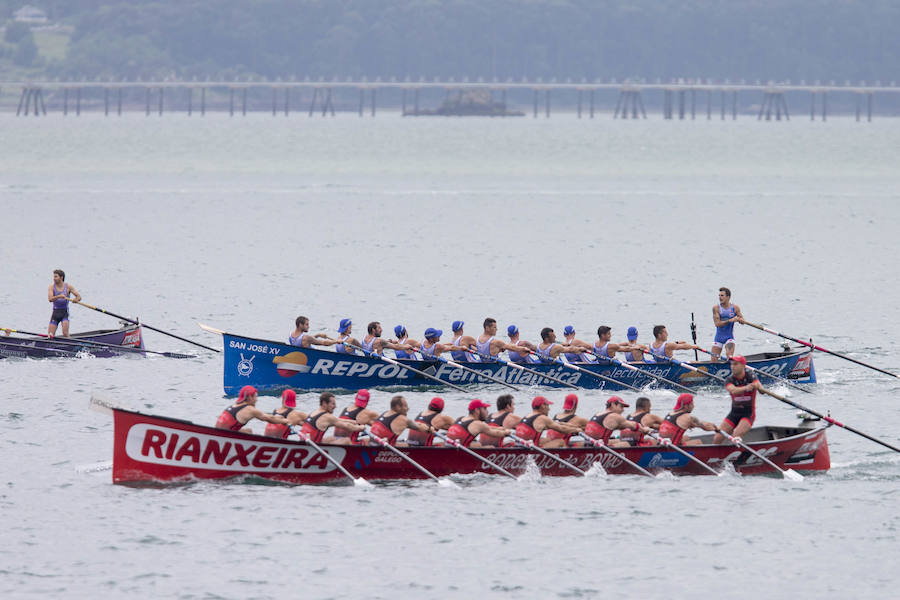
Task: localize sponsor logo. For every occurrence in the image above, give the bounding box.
[125,424,344,473]
[639,452,690,468]
[373,453,403,464]
[237,353,254,377]
[122,330,142,347]
[273,351,311,377]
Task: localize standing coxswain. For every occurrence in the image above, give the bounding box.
[47,269,82,337]
[216,385,290,434]
[712,355,762,444]
[711,287,745,360]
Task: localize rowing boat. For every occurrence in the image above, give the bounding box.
[0,324,144,359]
[212,329,816,396]
[94,398,830,485]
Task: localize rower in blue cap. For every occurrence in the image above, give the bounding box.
[334,318,360,354]
[392,325,420,360]
[622,326,651,362]
[477,317,539,360]
[505,324,540,364]
[561,325,593,363]
[419,327,465,360]
[449,320,480,362]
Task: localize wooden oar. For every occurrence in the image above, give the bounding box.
[743,320,897,379]
[433,355,519,390]
[582,348,694,393]
[0,327,196,359]
[508,433,587,476]
[470,349,580,389]
[432,431,518,479]
[758,385,900,454]
[694,347,812,394]
[715,429,803,481]
[367,429,459,488]
[526,350,643,392]
[291,427,372,487]
[577,433,655,477]
[338,340,469,393]
[75,300,220,352]
[644,431,722,476]
[0,339,81,357]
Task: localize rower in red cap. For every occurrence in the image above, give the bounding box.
[301,392,367,443]
[332,389,378,445]
[480,394,523,447]
[216,385,291,434]
[546,393,589,447]
[369,395,433,447]
[658,393,718,446]
[515,396,583,448]
[408,397,454,446]
[264,389,307,439]
[713,355,762,444]
[447,399,512,447]
[584,396,649,448]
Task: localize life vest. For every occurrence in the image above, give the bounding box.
[584,412,615,443]
[215,404,246,431]
[447,417,477,447]
[659,411,689,445]
[264,407,294,439]
[515,413,543,444]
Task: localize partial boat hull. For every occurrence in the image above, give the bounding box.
[0,325,144,359]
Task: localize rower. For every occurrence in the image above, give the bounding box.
[264,389,307,439]
[618,396,661,446]
[536,327,585,362]
[362,321,415,356]
[479,394,522,447]
[332,389,378,446]
[623,327,648,362]
[419,327,464,360]
[477,317,531,360]
[216,385,290,434]
[712,355,762,444]
[592,326,640,362]
[562,326,593,363]
[289,316,340,349]
[545,393,589,447]
[392,325,420,360]
[649,325,702,361]
[407,397,454,446]
[711,287,745,360]
[300,392,367,443]
[506,325,539,364]
[369,395,432,447]
[584,396,647,448]
[47,269,81,337]
[449,321,479,362]
[515,396,583,448]
[334,319,360,355]
[447,399,511,448]
[658,393,718,446]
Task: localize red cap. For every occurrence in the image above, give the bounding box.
[532,396,553,409]
[282,389,296,408]
[354,389,370,407]
[674,393,694,410]
[731,355,747,365]
[238,385,257,402]
[428,397,445,411]
[468,399,490,412]
[606,395,629,408]
[563,393,578,410]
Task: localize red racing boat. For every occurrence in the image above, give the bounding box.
[94,398,831,485]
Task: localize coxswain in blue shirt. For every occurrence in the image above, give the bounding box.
[289,315,341,349]
[47,269,81,337]
[477,317,532,361]
[711,286,745,360]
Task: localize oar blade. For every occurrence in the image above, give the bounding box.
[438,478,461,489]
[782,469,804,481]
[353,477,374,488]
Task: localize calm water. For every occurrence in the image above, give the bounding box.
[2,114,899,599]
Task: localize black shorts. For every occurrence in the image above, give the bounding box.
[50,307,69,325]
[724,405,755,428]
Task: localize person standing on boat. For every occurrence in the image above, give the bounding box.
[333,319,360,354]
[407,397,454,446]
[515,396,583,449]
[591,326,641,363]
[391,325,419,360]
[584,397,648,448]
[419,328,465,360]
[289,316,340,349]
[477,318,534,360]
[561,326,594,363]
[480,394,523,447]
[536,327,585,363]
[712,355,762,444]
[332,389,378,445]
[447,399,512,448]
[546,393,590,447]
[216,385,291,434]
[368,395,433,447]
[301,392,367,443]
[658,393,718,446]
[47,269,81,337]
[619,397,661,446]
[264,389,307,439]
[361,322,415,357]
[649,325,703,361]
[449,321,480,362]
[505,325,540,364]
[711,287,745,360]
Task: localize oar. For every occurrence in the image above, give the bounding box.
[291,426,372,487]
[434,355,519,390]
[743,320,897,379]
[75,300,220,353]
[432,430,518,479]
[526,350,643,392]
[695,347,811,394]
[338,340,469,393]
[0,327,196,359]
[715,429,803,481]
[644,431,722,476]
[0,339,82,357]
[652,353,729,385]
[470,349,581,390]
[758,385,900,454]
[367,429,459,488]
[577,433,655,477]
[690,312,699,360]
[508,433,587,476]
[583,348,694,393]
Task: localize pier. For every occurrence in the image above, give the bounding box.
[4,78,896,121]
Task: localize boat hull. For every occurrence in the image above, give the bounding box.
[108,405,830,485]
[219,332,815,396]
[0,325,144,359]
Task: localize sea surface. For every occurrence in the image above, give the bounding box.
[1,113,899,599]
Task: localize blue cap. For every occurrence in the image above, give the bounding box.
[338,318,352,333]
[424,328,442,339]
[451,320,464,332]
[564,325,575,336]
[393,325,406,338]
[507,325,519,336]
[627,326,638,341]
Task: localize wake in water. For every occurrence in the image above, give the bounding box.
[516,456,543,482]
[75,460,113,474]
